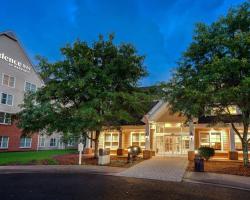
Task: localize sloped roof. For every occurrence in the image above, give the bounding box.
[0,30,44,85]
[0,31,18,41]
[119,100,160,126]
[198,115,242,124]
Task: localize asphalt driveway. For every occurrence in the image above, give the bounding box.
[0,172,249,200]
[117,156,188,182]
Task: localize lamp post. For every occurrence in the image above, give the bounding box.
[78,142,83,165]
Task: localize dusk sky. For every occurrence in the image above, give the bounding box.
[0,0,245,86]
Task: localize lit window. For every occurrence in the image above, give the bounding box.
[200,131,222,150]
[0,136,9,149]
[235,133,250,151]
[20,137,32,148]
[50,138,57,147]
[210,132,221,150]
[104,132,119,149]
[0,112,11,124]
[25,82,37,93]
[131,132,145,148]
[2,74,15,87]
[1,93,13,106]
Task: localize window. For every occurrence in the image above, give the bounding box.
[235,133,250,151]
[0,136,9,149]
[20,137,32,148]
[104,132,119,149]
[50,138,57,147]
[1,93,13,106]
[25,82,37,93]
[0,112,11,124]
[200,131,222,150]
[2,74,15,87]
[39,137,46,147]
[131,132,145,148]
[210,132,221,150]
[68,138,77,146]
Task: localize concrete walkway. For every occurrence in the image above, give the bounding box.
[0,165,124,175]
[184,171,250,190]
[117,156,188,182]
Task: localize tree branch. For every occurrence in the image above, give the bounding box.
[231,123,243,141]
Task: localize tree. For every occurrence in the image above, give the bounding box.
[166,2,250,166]
[18,34,153,158]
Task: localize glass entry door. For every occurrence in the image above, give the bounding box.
[156,135,189,155]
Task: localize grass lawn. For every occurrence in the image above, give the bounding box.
[0,149,77,165]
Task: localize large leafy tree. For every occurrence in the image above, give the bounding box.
[166,2,250,166]
[18,34,153,157]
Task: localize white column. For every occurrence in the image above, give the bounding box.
[86,134,90,148]
[230,127,236,151]
[118,130,123,149]
[145,116,151,150]
[189,121,195,151]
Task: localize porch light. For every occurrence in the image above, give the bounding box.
[194,150,198,154]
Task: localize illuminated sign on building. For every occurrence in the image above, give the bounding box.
[0,52,31,73]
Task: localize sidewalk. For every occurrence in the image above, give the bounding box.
[0,165,125,175]
[117,157,188,182]
[184,171,250,190]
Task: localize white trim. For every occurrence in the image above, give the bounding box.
[199,130,224,151]
[24,81,37,92]
[0,92,14,106]
[49,138,57,147]
[19,137,32,148]
[2,73,16,88]
[130,132,146,148]
[0,112,12,125]
[103,132,119,150]
[0,136,9,149]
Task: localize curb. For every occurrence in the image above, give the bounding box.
[183,178,250,192]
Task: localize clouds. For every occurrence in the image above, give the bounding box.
[0,0,246,85]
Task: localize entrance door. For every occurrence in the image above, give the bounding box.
[156,135,189,155]
[164,135,182,154]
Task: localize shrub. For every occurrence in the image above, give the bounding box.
[128,146,142,158]
[198,147,215,161]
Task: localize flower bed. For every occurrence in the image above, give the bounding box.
[54,154,144,168]
[187,160,250,177]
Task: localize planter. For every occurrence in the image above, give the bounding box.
[228,151,238,160]
[143,150,152,159]
[83,148,93,154]
[117,148,124,156]
[188,151,195,161]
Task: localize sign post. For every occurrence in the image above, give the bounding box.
[78,142,83,165]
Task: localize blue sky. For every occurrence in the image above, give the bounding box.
[0,0,245,85]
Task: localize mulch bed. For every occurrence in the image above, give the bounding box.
[187,160,250,177]
[54,153,144,168]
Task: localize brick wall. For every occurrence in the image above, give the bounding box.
[0,121,38,152]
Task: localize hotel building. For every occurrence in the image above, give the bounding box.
[0,31,248,161]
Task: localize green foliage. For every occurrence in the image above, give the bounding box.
[18,34,155,156]
[198,147,215,161]
[166,2,250,166]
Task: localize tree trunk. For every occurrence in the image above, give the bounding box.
[94,130,100,158]
[242,139,249,167]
